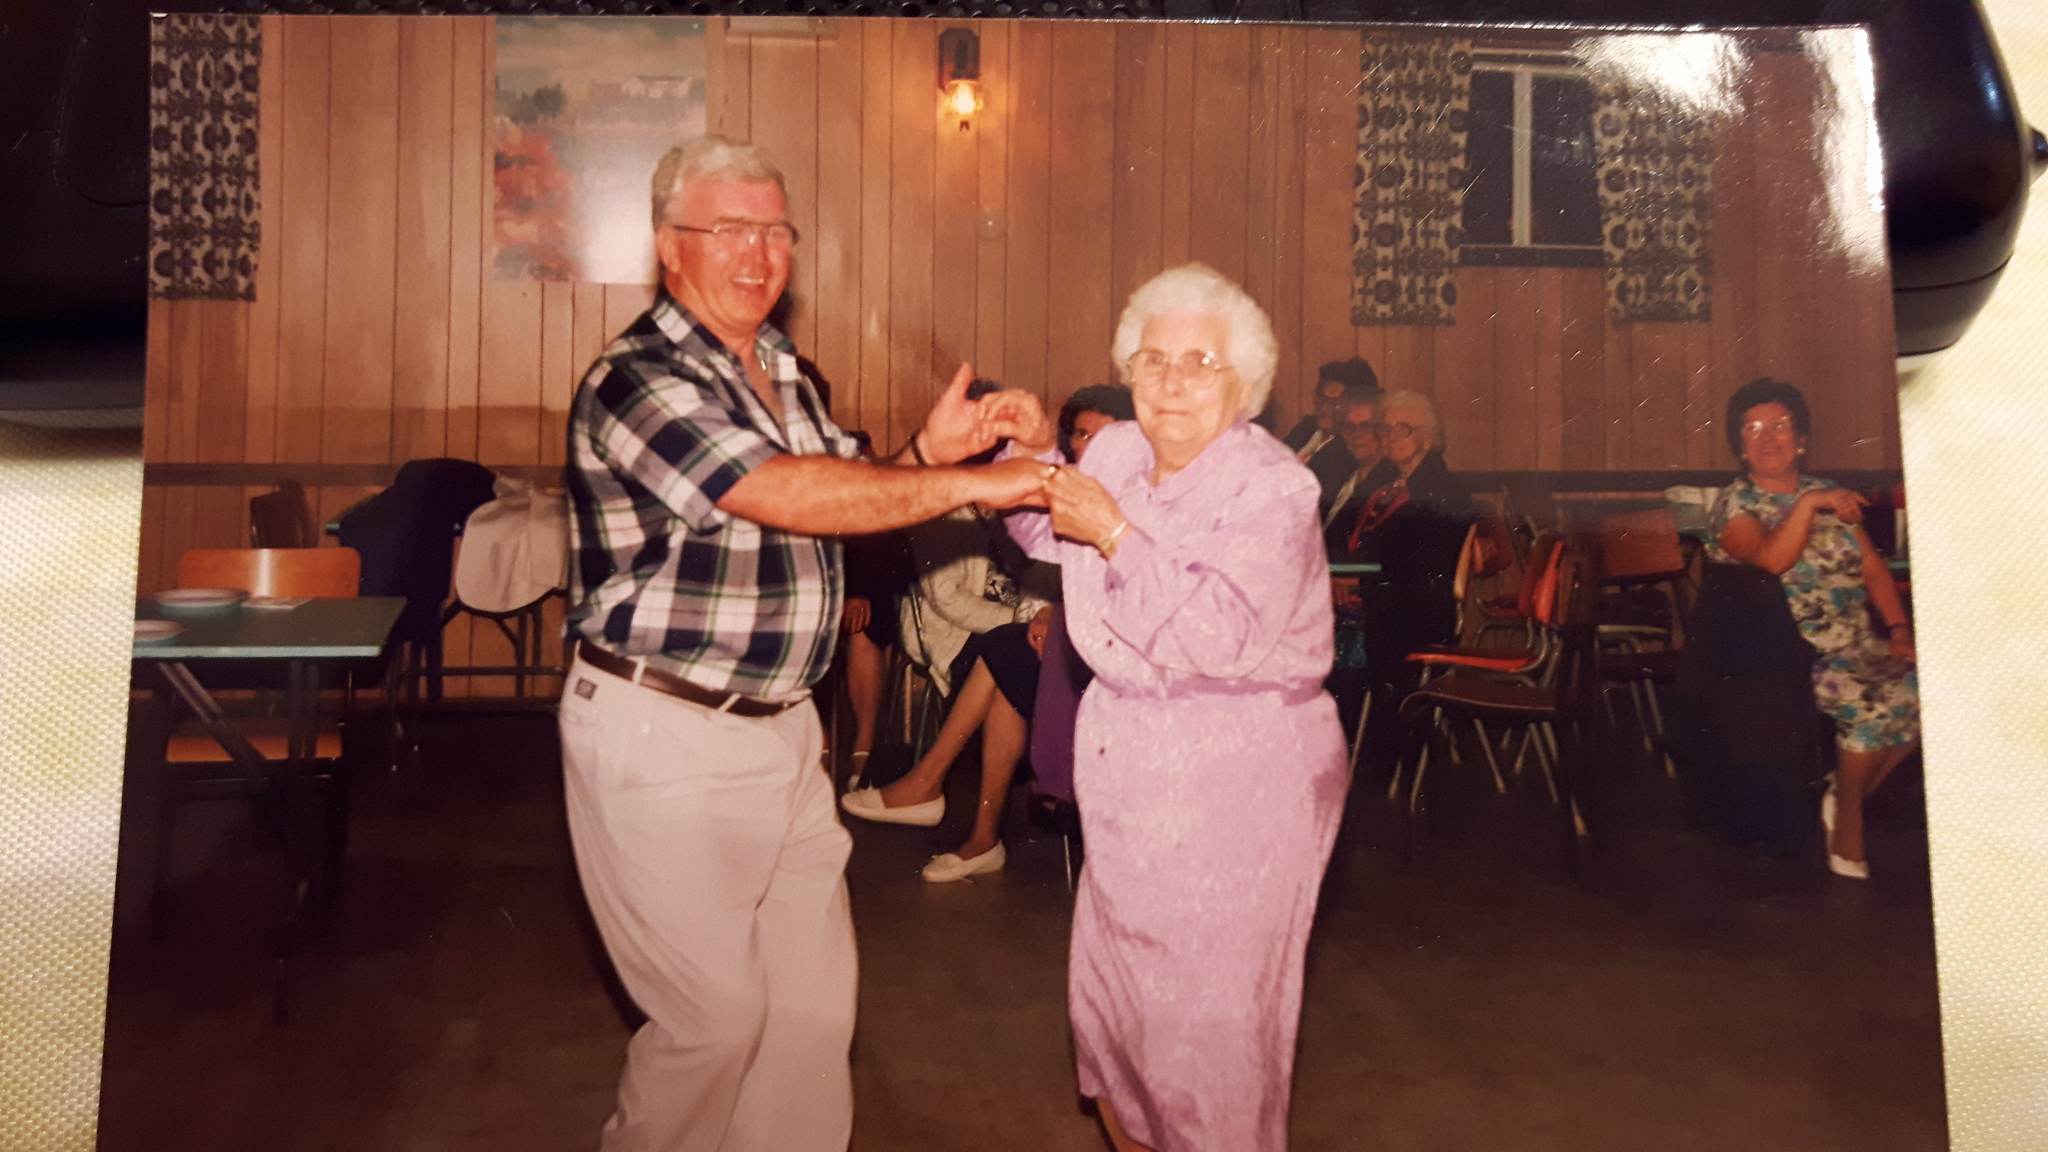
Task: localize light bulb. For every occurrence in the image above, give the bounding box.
[943,80,983,119]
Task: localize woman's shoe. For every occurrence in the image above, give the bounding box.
[921,843,1007,883]
[1818,777,1864,877]
[840,787,943,827]
[1827,852,1870,881]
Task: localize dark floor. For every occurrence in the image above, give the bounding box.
[96,705,1947,1151]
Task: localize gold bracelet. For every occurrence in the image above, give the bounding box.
[1097,520,1129,553]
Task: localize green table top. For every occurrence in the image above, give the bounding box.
[133,596,406,660]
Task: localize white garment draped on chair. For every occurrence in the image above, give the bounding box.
[453,478,569,613]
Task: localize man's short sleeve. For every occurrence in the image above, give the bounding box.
[586,363,783,532]
[820,415,864,461]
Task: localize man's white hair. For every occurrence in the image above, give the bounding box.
[1378,388,1443,450]
[1109,263,1279,419]
[650,135,788,229]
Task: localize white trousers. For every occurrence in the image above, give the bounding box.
[558,655,857,1152]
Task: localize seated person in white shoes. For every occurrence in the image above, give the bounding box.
[841,384,1134,883]
[891,380,1057,703]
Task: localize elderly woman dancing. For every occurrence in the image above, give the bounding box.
[1707,377,1919,880]
[986,263,1349,1151]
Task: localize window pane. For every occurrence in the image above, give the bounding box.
[1529,74,1601,247]
[1462,70,1513,247]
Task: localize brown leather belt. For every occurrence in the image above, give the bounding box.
[573,642,809,718]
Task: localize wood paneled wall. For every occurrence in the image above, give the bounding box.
[141,16,1900,688]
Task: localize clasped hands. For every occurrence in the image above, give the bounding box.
[914,364,1125,548]
[1800,486,1868,525]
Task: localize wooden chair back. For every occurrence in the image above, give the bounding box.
[1551,543,1604,715]
[248,481,315,548]
[1450,522,1480,605]
[1520,535,1563,623]
[1586,506,1686,584]
[1469,513,1515,582]
[177,547,362,599]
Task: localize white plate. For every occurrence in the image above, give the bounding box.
[244,596,309,611]
[133,619,186,643]
[154,588,248,611]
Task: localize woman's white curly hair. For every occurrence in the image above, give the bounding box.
[1109,262,1279,419]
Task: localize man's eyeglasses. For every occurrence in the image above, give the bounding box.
[1335,417,1380,435]
[1739,415,1798,440]
[1124,348,1232,390]
[666,217,800,250]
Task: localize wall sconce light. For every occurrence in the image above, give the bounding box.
[938,27,983,130]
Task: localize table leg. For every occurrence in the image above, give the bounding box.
[146,674,181,936]
[274,659,326,1024]
[154,662,266,773]
[514,609,530,698]
[151,660,314,1024]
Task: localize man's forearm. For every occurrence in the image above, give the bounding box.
[718,454,982,535]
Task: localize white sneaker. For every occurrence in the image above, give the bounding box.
[840,787,944,827]
[921,843,1007,883]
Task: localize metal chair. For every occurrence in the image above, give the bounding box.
[1396,541,1601,877]
[1402,533,1567,798]
[1581,506,1689,773]
[883,590,945,765]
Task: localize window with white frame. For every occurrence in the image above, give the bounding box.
[1461,51,1604,266]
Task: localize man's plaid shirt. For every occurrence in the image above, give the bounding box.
[566,289,860,700]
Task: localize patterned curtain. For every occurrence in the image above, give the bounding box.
[1591,82,1713,322]
[148,15,262,301]
[1351,32,1473,327]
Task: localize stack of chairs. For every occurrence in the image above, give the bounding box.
[1390,537,1600,877]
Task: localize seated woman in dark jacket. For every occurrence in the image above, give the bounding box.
[1324,389,1473,763]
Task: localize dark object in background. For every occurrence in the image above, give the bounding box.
[334,459,499,655]
[0,0,150,424]
[3,0,2041,425]
[1665,562,1826,853]
[248,480,315,549]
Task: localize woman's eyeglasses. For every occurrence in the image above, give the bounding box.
[1739,416,1798,440]
[1376,421,1421,440]
[1124,348,1232,390]
[666,217,800,250]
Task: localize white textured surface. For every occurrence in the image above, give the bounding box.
[0,426,141,1151]
[1917,2,2048,1146]
[3,8,2048,1149]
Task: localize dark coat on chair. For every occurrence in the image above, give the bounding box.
[1666,561,1825,850]
[335,458,500,648]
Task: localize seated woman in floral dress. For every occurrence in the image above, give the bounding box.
[1707,377,1919,881]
